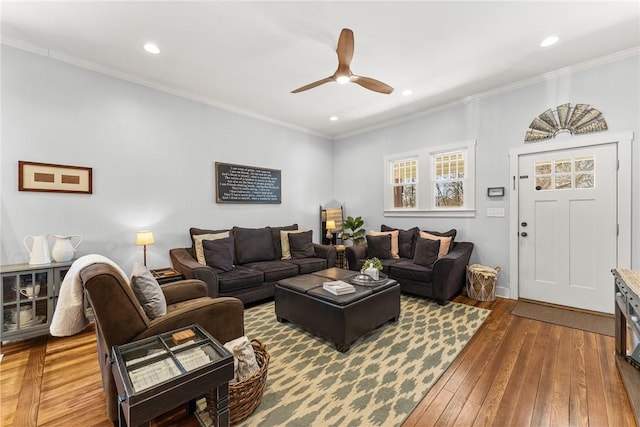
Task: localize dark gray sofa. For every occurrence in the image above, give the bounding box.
[170,224,337,304]
[345,225,473,305]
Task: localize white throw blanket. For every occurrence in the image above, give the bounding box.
[50,254,129,337]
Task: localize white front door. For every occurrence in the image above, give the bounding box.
[518,143,617,313]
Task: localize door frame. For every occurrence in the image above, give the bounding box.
[507,131,633,300]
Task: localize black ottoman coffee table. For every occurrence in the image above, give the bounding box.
[275,268,401,352]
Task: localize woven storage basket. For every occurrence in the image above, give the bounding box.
[207,339,269,426]
[466,264,500,302]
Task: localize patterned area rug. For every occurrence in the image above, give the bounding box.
[196,295,490,426]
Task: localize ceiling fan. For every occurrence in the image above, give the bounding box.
[291,28,394,94]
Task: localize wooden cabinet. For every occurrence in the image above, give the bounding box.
[1,261,72,342]
[612,269,640,425]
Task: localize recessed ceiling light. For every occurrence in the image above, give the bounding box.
[143,43,160,54]
[540,36,559,47]
[329,116,339,121]
[402,89,413,96]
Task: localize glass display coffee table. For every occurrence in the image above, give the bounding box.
[111,324,234,427]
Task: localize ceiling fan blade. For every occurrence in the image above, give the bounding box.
[351,75,394,94]
[336,28,354,68]
[291,77,335,93]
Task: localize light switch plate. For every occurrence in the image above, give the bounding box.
[487,207,505,217]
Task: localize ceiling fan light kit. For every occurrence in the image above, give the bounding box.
[291,28,394,94]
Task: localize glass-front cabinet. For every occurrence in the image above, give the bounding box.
[1,261,72,341]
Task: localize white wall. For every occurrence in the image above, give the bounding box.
[334,54,640,296]
[1,46,333,271]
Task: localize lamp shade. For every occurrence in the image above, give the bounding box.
[135,230,155,246]
[325,220,336,231]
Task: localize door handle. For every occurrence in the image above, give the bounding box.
[520,232,528,237]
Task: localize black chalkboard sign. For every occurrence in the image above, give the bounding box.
[215,162,281,204]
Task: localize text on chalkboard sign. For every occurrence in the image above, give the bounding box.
[215,162,281,204]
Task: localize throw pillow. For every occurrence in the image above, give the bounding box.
[381,225,419,258]
[202,237,235,273]
[130,262,167,319]
[419,231,452,258]
[421,228,457,241]
[366,234,392,259]
[270,224,298,259]
[413,238,441,268]
[369,230,400,259]
[224,336,260,383]
[193,231,230,265]
[288,230,315,259]
[280,229,306,260]
[234,227,275,264]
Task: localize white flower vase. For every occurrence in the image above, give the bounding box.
[364,265,379,280]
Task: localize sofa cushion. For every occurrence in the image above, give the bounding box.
[193,231,230,265]
[243,260,299,282]
[389,260,434,283]
[280,230,307,260]
[234,227,275,264]
[203,237,235,273]
[381,225,419,259]
[366,234,392,259]
[412,238,440,268]
[217,266,264,293]
[369,230,400,259]
[190,227,230,262]
[270,224,298,259]
[285,258,328,274]
[130,262,167,320]
[419,231,452,258]
[288,230,315,259]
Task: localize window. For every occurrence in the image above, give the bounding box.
[534,155,595,191]
[384,140,476,217]
[391,158,417,208]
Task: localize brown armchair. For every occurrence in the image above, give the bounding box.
[79,262,244,423]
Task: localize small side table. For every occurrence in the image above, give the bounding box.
[111,324,234,427]
[150,268,185,285]
[334,245,348,269]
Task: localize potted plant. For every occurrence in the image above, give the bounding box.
[340,215,365,246]
[362,257,383,280]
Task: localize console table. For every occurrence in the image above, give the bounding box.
[612,269,640,425]
[111,324,234,427]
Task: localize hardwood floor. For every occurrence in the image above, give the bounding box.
[1,296,636,426]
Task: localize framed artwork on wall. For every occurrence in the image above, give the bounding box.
[18,161,93,194]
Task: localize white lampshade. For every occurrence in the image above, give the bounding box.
[326,220,336,231]
[135,230,155,246]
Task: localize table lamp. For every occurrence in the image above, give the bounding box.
[325,220,336,244]
[135,230,154,266]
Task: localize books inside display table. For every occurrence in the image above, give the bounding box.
[111,324,234,426]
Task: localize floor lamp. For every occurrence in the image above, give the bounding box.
[135,230,155,266]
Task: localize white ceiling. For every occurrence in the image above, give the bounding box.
[2,1,639,139]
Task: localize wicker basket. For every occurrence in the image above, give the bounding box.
[207,339,269,426]
[466,264,500,302]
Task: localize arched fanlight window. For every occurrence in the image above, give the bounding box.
[525,103,607,143]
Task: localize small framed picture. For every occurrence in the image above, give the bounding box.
[19,161,93,194]
[487,187,505,197]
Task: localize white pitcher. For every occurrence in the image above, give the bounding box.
[51,235,83,262]
[23,234,52,265]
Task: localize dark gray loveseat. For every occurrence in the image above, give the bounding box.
[346,225,473,305]
[170,224,336,304]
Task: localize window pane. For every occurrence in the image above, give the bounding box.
[434,151,465,181]
[555,159,571,173]
[434,181,464,207]
[535,162,552,175]
[392,159,417,185]
[536,176,552,190]
[393,184,416,208]
[575,173,594,188]
[555,174,572,189]
[575,157,594,172]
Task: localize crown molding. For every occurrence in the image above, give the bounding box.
[1,35,332,141]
